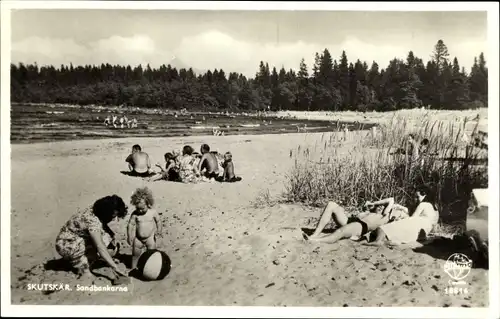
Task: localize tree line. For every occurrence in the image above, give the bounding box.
[11,39,488,112]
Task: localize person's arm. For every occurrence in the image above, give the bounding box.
[127,214,136,246]
[89,230,127,276]
[125,154,132,163]
[153,210,162,236]
[197,155,205,173]
[223,164,229,181]
[126,154,134,171]
[368,197,395,216]
[103,223,115,239]
[147,154,152,171]
[155,162,165,172]
[392,204,409,215]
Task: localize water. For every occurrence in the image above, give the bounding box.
[10,104,377,144]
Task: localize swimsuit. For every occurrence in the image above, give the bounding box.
[347,216,369,235]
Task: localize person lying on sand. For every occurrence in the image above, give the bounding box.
[125,144,153,177]
[55,195,129,285]
[303,198,408,244]
[217,151,242,183]
[365,186,439,247]
[178,145,202,183]
[148,152,180,182]
[197,144,220,180]
[127,187,162,270]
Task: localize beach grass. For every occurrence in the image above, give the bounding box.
[284,110,488,229]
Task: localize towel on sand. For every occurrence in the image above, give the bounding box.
[379,216,434,245]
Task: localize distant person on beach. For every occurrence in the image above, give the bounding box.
[55,195,129,284]
[366,186,439,247]
[218,151,242,183]
[112,115,118,128]
[303,197,408,243]
[131,118,138,128]
[148,152,180,182]
[125,144,152,177]
[178,145,201,183]
[198,144,220,180]
[127,187,162,269]
[104,116,112,126]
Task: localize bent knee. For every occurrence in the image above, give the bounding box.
[327,201,341,209]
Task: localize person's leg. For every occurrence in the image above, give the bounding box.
[131,238,144,269]
[68,241,95,284]
[309,201,349,238]
[307,222,363,243]
[365,227,387,246]
[144,235,156,250]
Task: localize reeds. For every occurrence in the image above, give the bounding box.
[284,113,488,226]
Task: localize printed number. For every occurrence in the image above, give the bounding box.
[445,287,469,295]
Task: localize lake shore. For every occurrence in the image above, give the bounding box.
[10,131,487,306]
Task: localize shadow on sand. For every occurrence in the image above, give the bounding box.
[412,236,488,269]
[120,170,156,178]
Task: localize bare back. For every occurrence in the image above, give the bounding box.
[199,153,219,174]
[127,152,150,173]
[223,161,235,180]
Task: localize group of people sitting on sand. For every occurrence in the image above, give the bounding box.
[104,115,138,129]
[124,143,242,184]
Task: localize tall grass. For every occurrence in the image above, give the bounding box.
[284,113,488,226]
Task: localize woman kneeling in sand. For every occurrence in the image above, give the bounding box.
[366,186,439,247]
[303,197,408,243]
[55,195,129,284]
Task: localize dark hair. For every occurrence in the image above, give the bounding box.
[416,185,438,210]
[224,151,233,161]
[92,195,128,223]
[164,152,174,160]
[183,145,194,156]
[421,138,429,146]
[132,144,141,151]
[201,144,210,153]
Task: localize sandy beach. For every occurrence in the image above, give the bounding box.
[9,130,488,307]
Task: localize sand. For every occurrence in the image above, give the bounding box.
[10,132,488,306]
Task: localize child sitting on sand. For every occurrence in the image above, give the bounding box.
[218,152,242,182]
[148,152,180,182]
[127,187,162,270]
[198,144,220,181]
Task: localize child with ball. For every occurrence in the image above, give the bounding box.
[127,187,163,270]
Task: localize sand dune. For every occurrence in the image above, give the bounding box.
[10,132,487,306]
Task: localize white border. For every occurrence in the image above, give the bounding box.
[1,1,499,318]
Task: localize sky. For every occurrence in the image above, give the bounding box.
[11,10,488,77]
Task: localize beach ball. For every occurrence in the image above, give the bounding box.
[137,249,172,281]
